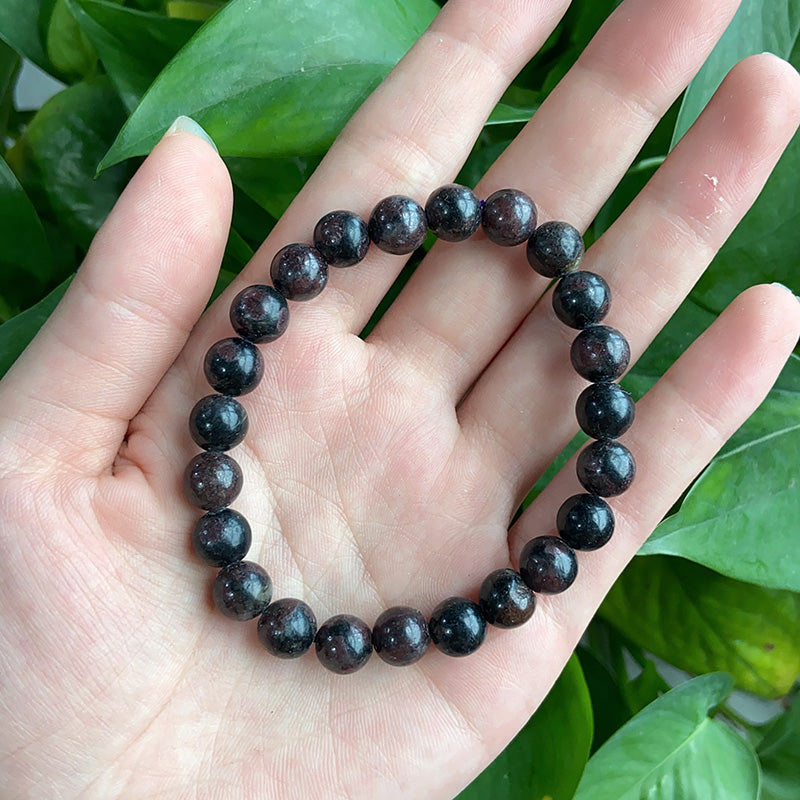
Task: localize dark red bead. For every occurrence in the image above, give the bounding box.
[258,599,317,659]
[552,271,611,329]
[183,451,243,511]
[425,184,482,242]
[479,569,536,628]
[204,337,263,396]
[315,614,372,674]
[192,508,251,566]
[229,284,289,343]
[519,536,578,594]
[575,382,635,439]
[429,597,487,657]
[526,221,584,278]
[270,243,328,301]
[557,494,614,551]
[313,210,369,267]
[481,188,537,246]
[570,325,630,382]
[576,439,636,497]
[372,606,430,666]
[189,394,248,451]
[368,195,427,255]
[212,560,272,621]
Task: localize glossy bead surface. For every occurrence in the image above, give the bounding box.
[204,337,264,396]
[313,210,370,267]
[425,184,482,242]
[270,243,328,301]
[552,271,611,329]
[258,598,317,659]
[229,284,289,343]
[479,569,536,628]
[189,394,248,451]
[183,451,243,511]
[575,382,635,439]
[570,325,630,382]
[429,597,487,657]
[315,614,373,674]
[577,439,636,497]
[372,606,430,666]
[526,220,584,278]
[368,195,427,255]
[481,188,537,246]
[519,536,578,594]
[557,494,615,551]
[212,560,272,620]
[192,508,251,566]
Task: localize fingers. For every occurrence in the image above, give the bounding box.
[0,125,233,475]
[210,0,570,339]
[457,53,800,494]
[369,0,743,396]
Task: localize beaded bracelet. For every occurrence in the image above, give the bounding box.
[183,185,635,675]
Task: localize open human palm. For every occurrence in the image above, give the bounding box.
[2,0,800,797]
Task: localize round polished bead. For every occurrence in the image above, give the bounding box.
[368,195,427,255]
[192,508,252,566]
[429,597,487,657]
[552,270,611,329]
[575,382,635,439]
[526,220,584,278]
[372,606,431,666]
[212,560,272,620]
[204,337,264,396]
[425,184,482,242]
[557,494,615,551]
[229,284,289,343]
[189,394,248,451]
[479,569,536,628]
[315,614,373,675]
[570,325,630,382]
[183,451,243,511]
[481,188,537,246]
[577,439,636,497]
[270,243,328,301]
[519,536,578,594]
[258,598,317,659]
[313,210,370,267]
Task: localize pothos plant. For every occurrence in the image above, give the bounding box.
[1,0,799,797]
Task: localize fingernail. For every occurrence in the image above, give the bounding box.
[165,115,218,153]
[771,282,800,302]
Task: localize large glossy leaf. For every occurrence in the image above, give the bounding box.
[671,0,800,147]
[600,556,800,697]
[10,76,130,250]
[68,0,200,112]
[0,157,53,314]
[0,275,71,378]
[46,0,99,76]
[572,673,761,800]
[758,699,800,800]
[99,0,439,169]
[0,0,50,71]
[456,654,593,800]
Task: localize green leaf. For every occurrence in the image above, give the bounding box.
[46,0,99,76]
[456,654,593,800]
[0,275,71,378]
[0,156,53,314]
[671,0,800,147]
[573,673,761,800]
[68,0,200,112]
[166,0,223,21]
[758,699,800,800]
[485,101,538,126]
[99,0,439,169]
[0,40,21,142]
[10,76,131,250]
[0,0,51,72]
[600,556,800,697]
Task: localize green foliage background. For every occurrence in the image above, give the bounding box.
[1,0,798,797]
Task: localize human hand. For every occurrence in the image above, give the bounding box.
[2,0,799,797]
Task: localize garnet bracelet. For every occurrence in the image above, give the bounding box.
[183,184,635,674]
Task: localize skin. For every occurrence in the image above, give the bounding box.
[1,0,799,797]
